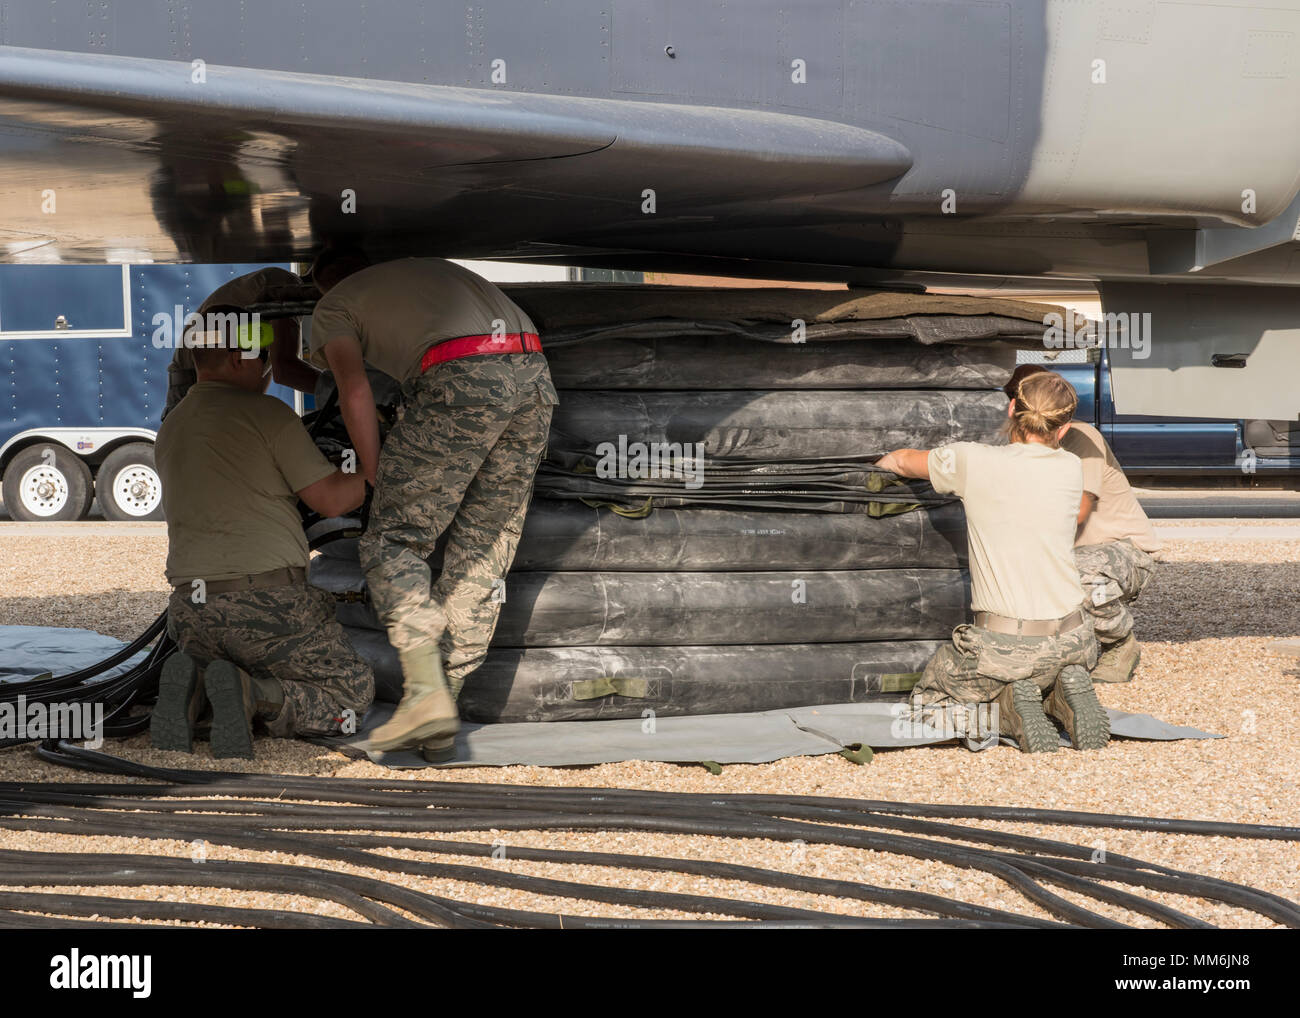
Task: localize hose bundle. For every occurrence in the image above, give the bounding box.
[0,743,1293,929]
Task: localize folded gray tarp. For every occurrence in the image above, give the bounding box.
[534,456,952,514]
[503,284,1067,347]
[310,290,1043,732]
[329,701,1220,769]
[548,389,1008,460]
[340,628,944,721]
[0,627,1214,769]
[545,335,1022,390]
[316,500,969,571]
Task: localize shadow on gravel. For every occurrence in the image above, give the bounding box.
[1135,561,1300,643]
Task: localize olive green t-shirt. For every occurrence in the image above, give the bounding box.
[308,258,537,382]
[1061,421,1162,554]
[162,267,302,419]
[928,441,1085,621]
[156,381,334,584]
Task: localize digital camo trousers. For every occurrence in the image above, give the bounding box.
[167,584,375,737]
[1075,539,1157,645]
[913,617,1098,708]
[359,357,555,698]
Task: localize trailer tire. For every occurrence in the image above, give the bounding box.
[96,442,165,521]
[2,444,94,522]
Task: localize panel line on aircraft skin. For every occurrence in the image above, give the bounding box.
[418,139,619,171]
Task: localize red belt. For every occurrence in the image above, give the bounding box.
[420,332,542,372]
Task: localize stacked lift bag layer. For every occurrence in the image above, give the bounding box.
[312,286,1052,723]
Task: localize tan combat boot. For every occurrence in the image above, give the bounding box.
[1044,666,1111,750]
[367,644,459,755]
[203,660,282,759]
[150,652,208,753]
[1091,634,1140,683]
[994,679,1059,753]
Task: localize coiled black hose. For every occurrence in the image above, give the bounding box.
[0,741,1292,929]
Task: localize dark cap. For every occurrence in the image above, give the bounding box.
[1003,362,1050,401]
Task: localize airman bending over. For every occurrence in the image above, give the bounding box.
[308,252,557,760]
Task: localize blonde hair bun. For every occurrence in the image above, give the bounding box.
[1010,372,1078,446]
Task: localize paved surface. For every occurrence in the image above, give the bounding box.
[1136,488,1300,519]
[0,521,166,537]
[1151,524,1300,541]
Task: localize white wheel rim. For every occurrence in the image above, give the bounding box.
[111,464,162,517]
[18,464,70,517]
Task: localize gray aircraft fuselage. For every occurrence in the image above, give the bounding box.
[1,1,1298,417]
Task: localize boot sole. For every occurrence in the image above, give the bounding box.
[150,652,201,753]
[420,737,457,764]
[1048,671,1110,751]
[368,716,459,754]
[205,661,255,760]
[1000,680,1059,754]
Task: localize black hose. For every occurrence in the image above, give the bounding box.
[40,742,1299,846]
[0,891,376,929]
[3,743,1295,930]
[0,849,996,929]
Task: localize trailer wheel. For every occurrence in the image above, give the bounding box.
[2,444,95,522]
[96,442,165,521]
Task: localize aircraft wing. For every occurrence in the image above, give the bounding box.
[0,45,911,265]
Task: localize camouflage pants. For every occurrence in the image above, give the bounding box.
[912,616,1098,709]
[360,355,555,697]
[1075,539,1157,645]
[166,584,374,737]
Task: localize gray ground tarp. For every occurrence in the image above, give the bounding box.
[0,626,147,685]
[329,701,1221,769]
[0,628,1217,768]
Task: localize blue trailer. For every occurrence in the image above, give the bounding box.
[0,263,296,521]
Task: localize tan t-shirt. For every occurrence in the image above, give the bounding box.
[1062,421,1162,554]
[163,267,302,419]
[929,441,1085,620]
[308,258,537,382]
[156,381,335,584]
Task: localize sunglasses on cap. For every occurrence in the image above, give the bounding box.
[192,316,275,356]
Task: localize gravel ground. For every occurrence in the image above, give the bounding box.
[0,534,170,640]
[0,526,1297,927]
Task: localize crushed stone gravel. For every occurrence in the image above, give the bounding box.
[0,526,1296,927]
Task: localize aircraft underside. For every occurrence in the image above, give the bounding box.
[0,0,1297,418]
